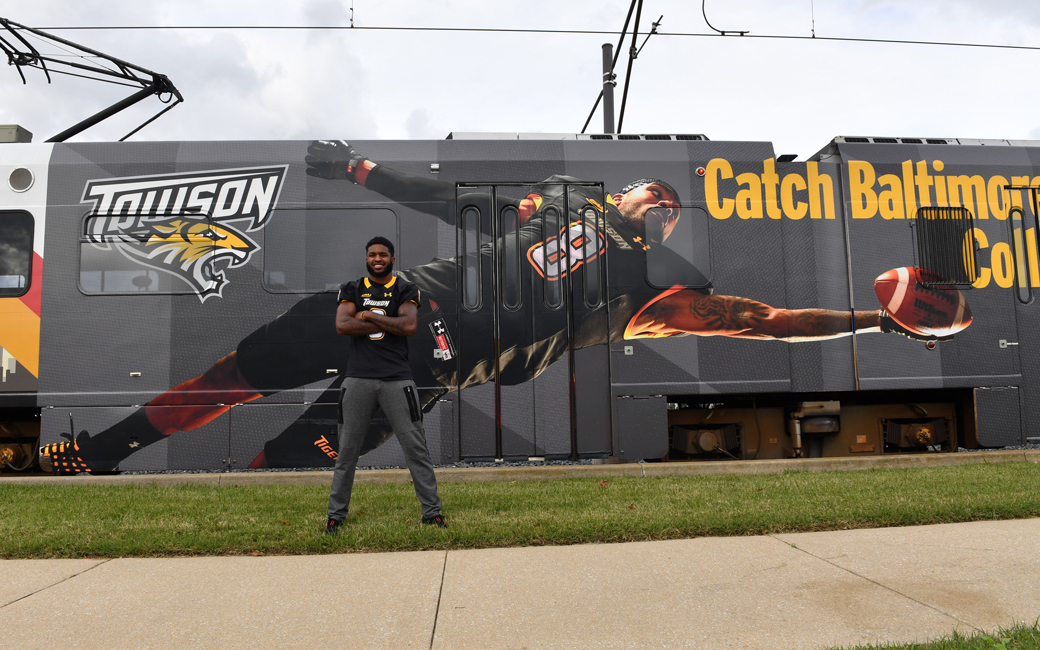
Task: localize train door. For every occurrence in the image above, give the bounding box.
[1003,187,1040,446]
[455,183,610,460]
[937,194,1029,448]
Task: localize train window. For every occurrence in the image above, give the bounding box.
[0,211,33,298]
[79,213,213,294]
[1010,207,1037,304]
[500,205,521,310]
[914,206,977,286]
[543,206,563,309]
[578,206,603,307]
[461,205,482,310]
[263,208,397,293]
[646,206,712,289]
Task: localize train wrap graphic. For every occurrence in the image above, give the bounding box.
[0,135,1035,472]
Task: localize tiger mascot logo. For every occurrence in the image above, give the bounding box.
[81,165,287,301]
[111,216,258,300]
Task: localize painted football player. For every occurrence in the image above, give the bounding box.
[39,141,945,475]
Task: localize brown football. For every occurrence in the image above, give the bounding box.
[874,267,972,336]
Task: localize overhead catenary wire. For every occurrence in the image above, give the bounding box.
[703,0,747,36]
[19,24,1040,53]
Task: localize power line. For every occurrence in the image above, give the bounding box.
[21,24,1040,53]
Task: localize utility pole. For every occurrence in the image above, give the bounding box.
[601,43,616,134]
[580,2,661,136]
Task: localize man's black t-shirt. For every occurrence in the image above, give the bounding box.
[338,276,421,381]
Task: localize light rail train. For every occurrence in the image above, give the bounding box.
[0,128,1035,474]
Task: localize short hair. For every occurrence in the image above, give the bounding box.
[619,178,679,199]
[366,236,394,257]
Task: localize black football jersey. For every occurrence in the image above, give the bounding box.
[337,276,421,381]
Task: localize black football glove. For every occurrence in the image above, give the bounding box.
[878,310,954,342]
[305,140,369,184]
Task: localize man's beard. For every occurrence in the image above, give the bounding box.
[367,260,393,278]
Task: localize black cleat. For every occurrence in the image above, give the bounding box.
[421,514,448,529]
[324,518,343,536]
[39,432,94,475]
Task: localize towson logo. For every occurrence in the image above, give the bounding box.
[81,166,288,301]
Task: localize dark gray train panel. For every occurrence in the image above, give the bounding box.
[0,134,1034,473]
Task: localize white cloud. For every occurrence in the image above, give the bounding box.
[405,109,440,139]
[2,0,1039,154]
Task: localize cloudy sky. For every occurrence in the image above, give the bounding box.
[2,0,1039,158]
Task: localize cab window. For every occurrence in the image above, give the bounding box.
[80,213,217,294]
[645,206,712,289]
[914,206,978,286]
[0,211,34,298]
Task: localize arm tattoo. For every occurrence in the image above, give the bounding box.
[336,303,380,336]
[339,315,381,336]
[364,303,418,337]
[789,310,851,335]
[688,295,770,332]
[685,295,858,340]
[365,312,414,336]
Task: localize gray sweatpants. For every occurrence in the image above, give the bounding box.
[327,377,442,521]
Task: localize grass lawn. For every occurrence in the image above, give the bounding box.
[1,461,1038,558]
[835,622,1040,649]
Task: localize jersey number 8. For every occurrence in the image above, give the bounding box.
[527,221,605,280]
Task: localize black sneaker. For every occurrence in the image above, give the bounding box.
[324,518,343,536]
[421,514,448,529]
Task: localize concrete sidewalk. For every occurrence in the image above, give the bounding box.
[2,519,1038,650]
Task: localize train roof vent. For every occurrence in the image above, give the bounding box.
[676,134,706,141]
[644,134,672,140]
[838,135,965,146]
[0,125,32,143]
[590,134,613,140]
[617,134,640,140]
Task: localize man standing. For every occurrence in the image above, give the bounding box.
[325,236,445,534]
